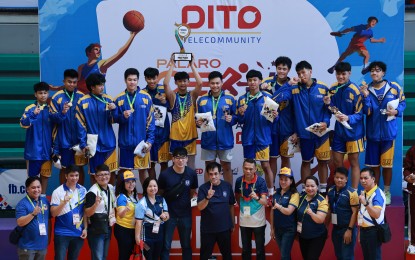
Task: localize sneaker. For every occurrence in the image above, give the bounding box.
[385,190,391,206]
[327,66,335,74]
[361,67,370,75]
[407,244,415,254]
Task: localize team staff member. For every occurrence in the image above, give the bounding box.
[276,61,331,194]
[235,158,268,260]
[360,61,406,205]
[114,170,139,260]
[196,71,237,184]
[158,147,198,260]
[237,70,276,198]
[114,68,155,185]
[51,69,87,185]
[15,176,51,260]
[404,145,415,254]
[197,162,235,260]
[297,176,328,260]
[143,67,171,177]
[326,167,359,260]
[135,177,169,260]
[262,56,295,174]
[84,164,116,260]
[76,73,118,184]
[358,167,386,260]
[324,62,364,189]
[50,165,87,260]
[270,167,299,260]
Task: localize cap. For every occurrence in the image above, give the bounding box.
[278,167,293,178]
[121,170,136,181]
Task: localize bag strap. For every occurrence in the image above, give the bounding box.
[370,213,387,227]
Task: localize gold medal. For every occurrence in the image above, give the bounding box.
[39,105,45,111]
[131,108,135,113]
[212,115,216,119]
[67,102,73,107]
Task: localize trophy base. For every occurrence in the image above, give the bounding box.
[173,52,192,61]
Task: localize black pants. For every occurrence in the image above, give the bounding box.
[240,225,266,260]
[360,227,382,260]
[200,230,232,260]
[299,230,327,260]
[114,223,135,260]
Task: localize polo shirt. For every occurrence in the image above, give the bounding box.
[135,195,168,241]
[116,193,138,229]
[297,193,328,239]
[358,185,385,227]
[327,185,359,228]
[15,195,50,250]
[235,174,268,227]
[272,189,299,229]
[51,184,87,236]
[197,181,236,233]
[158,166,198,218]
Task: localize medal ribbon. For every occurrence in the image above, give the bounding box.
[26,194,45,223]
[211,91,222,118]
[64,89,74,103]
[125,90,137,110]
[245,91,261,104]
[91,94,108,104]
[178,93,188,117]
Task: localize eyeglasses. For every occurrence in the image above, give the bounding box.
[174,156,187,160]
[96,173,110,177]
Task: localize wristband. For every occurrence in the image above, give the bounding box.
[205,196,210,201]
[347,227,353,231]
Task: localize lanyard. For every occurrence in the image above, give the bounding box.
[26,195,44,221]
[328,82,348,96]
[178,93,188,117]
[240,177,256,201]
[211,91,222,117]
[37,102,47,110]
[67,188,81,212]
[91,94,108,104]
[332,189,342,214]
[298,195,314,222]
[125,90,137,110]
[245,91,261,104]
[145,86,160,98]
[96,184,113,213]
[64,89,74,103]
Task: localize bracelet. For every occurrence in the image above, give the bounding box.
[205,196,210,201]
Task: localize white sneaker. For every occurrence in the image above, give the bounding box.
[385,190,391,206]
[407,244,415,254]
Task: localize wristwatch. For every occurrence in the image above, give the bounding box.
[347,226,353,231]
[364,201,369,207]
[205,196,210,200]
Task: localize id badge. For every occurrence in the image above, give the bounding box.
[109,213,116,227]
[39,223,47,236]
[297,222,302,233]
[243,206,251,216]
[152,222,160,234]
[331,213,338,225]
[73,213,80,225]
[358,213,363,226]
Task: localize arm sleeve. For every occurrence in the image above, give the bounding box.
[396,86,406,117]
[229,184,236,205]
[289,193,300,208]
[116,194,127,209]
[234,179,241,194]
[85,192,96,209]
[75,102,87,149]
[145,101,156,144]
[197,185,207,203]
[20,106,37,128]
[317,198,329,213]
[348,93,363,125]
[350,190,359,207]
[51,190,61,206]
[134,201,145,220]
[162,198,168,212]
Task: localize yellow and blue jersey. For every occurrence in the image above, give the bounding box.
[170,92,197,142]
[358,185,385,227]
[196,90,237,150]
[327,186,359,227]
[329,81,364,141]
[362,80,406,141]
[75,93,117,152]
[276,79,331,139]
[114,89,155,149]
[297,193,328,239]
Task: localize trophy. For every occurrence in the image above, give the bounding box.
[173,23,192,61]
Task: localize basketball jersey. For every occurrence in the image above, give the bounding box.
[170,92,197,142]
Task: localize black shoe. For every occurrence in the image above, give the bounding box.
[361,67,370,75]
[327,66,335,74]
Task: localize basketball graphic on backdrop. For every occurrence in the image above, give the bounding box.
[123,10,145,32]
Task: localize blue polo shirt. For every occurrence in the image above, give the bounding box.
[51,184,87,237]
[327,186,359,228]
[15,195,50,250]
[158,166,198,218]
[197,181,236,233]
[272,189,299,229]
[297,193,328,239]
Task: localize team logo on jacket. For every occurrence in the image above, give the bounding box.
[223,191,227,197]
[185,180,190,186]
